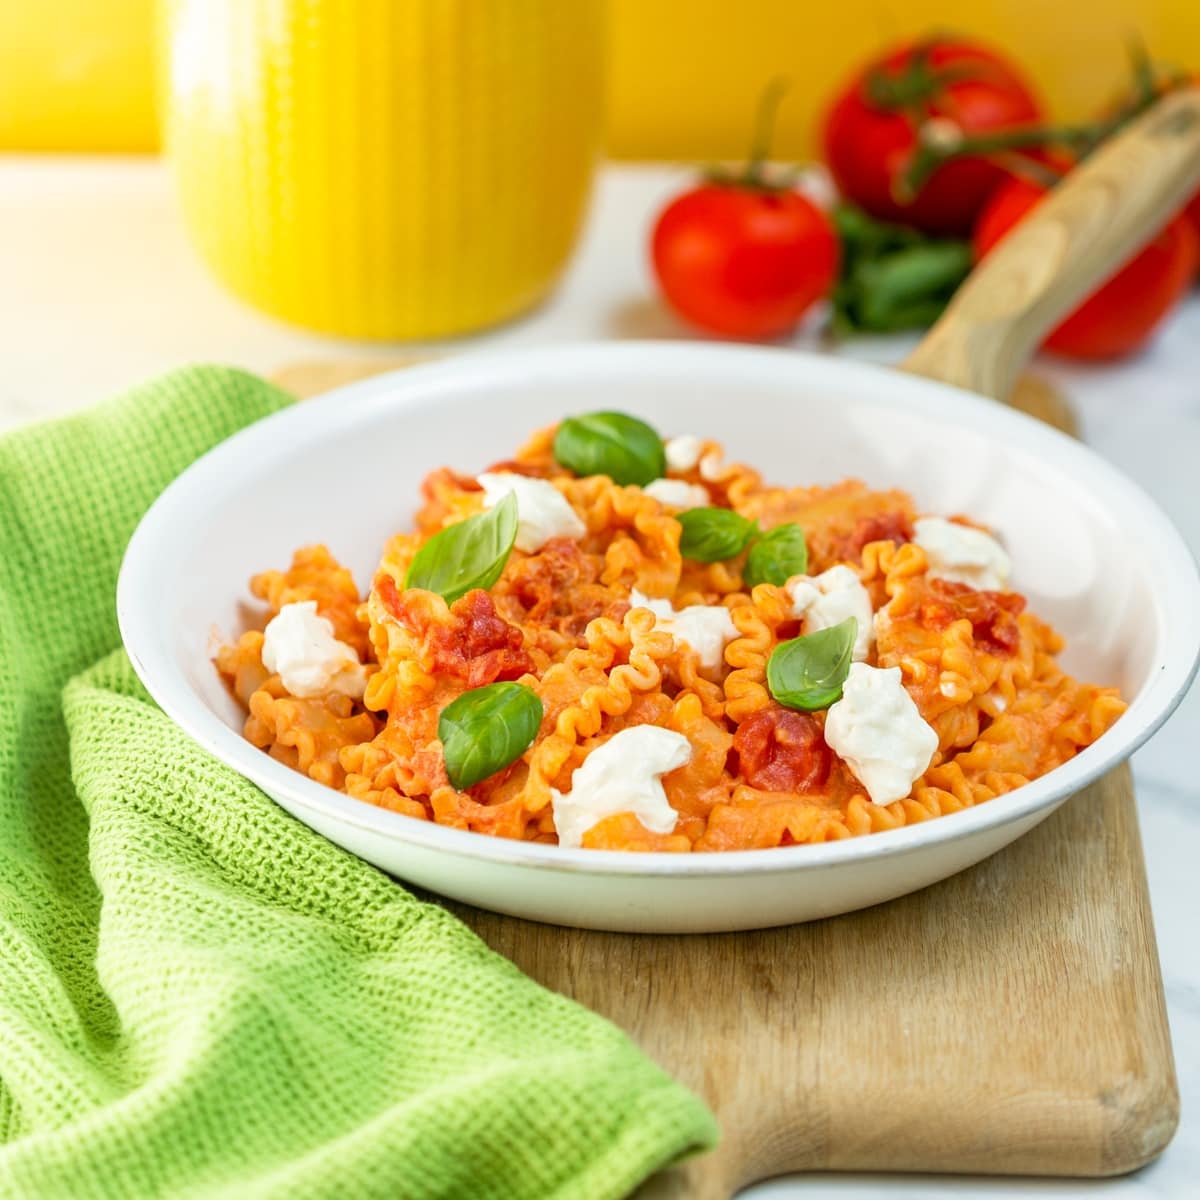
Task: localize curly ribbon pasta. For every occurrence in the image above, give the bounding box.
[216,428,1125,851]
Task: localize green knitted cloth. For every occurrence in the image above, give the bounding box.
[0,367,717,1199]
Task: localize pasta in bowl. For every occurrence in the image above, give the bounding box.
[117,343,1199,930]
[215,409,1125,855]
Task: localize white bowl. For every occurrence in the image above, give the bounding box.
[117,343,1200,932]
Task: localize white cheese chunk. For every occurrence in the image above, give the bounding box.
[477,472,586,554]
[630,588,738,672]
[643,478,711,509]
[824,663,938,806]
[262,601,367,700]
[698,451,725,482]
[914,516,1011,592]
[664,434,703,472]
[551,725,691,849]
[787,564,874,662]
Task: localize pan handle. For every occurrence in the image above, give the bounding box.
[902,87,1200,402]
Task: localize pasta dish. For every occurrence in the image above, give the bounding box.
[216,411,1124,852]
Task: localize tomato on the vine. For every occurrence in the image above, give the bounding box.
[823,38,1043,237]
[974,176,1198,359]
[651,81,840,339]
[652,185,839,338]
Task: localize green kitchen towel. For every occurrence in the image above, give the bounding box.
[0,367,717,1200]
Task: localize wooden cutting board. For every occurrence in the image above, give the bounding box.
[276,360,1178,1198]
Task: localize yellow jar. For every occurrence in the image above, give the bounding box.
[159,1,604,339]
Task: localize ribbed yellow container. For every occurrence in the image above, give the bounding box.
[159,1,604,339]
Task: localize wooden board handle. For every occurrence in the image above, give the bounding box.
[903,87,1200,400]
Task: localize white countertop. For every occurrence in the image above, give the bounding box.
[1,157,1195,1199]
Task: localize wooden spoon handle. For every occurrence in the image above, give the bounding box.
[903,87,1200,401]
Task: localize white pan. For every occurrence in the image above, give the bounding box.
[118,92,1200,931]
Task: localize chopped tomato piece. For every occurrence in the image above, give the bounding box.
[381,583,533,686]
[919,578,1025,655]
[732,707,832,793]
[838,511,913,561]
[507,539,620,638]
[508,539,596,618]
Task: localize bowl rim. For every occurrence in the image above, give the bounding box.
[117,340,1200,879]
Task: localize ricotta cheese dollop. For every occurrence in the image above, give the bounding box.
[698,450,725,482]
[787,564,874,662]
[261,601,368,700]
[477,472,586,554]
[643,478,711,509]
[551,725,692,849]
[824,663,938,806]
[913,516,1011,592]
[630,588,738,672]
[664,434,703,473]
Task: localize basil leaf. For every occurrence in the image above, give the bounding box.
[553,411,666,486]
[677,507,757,563]
[830,202,972,337]
[744,523,808,587]
[439,681,544,791]
[405,491,518,605]
[766,618,857,712]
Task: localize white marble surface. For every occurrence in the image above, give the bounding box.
[0,158,1195,1198]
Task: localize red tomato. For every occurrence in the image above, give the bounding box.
[823,38,1043,236]
[731,707,832,793]
[973,176,1198,359]
[651,184,839,338]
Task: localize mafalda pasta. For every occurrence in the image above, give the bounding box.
[216,412,1125,852]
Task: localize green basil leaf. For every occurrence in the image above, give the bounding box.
[830,202,973,337]
[766,618,857,712]
[439,681,544,791]
[405,491,518,605]
[677,507,757,563]
[744,523,809,587]
[553,411,666,486]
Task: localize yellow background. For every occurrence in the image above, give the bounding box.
[2,0,1198,156]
